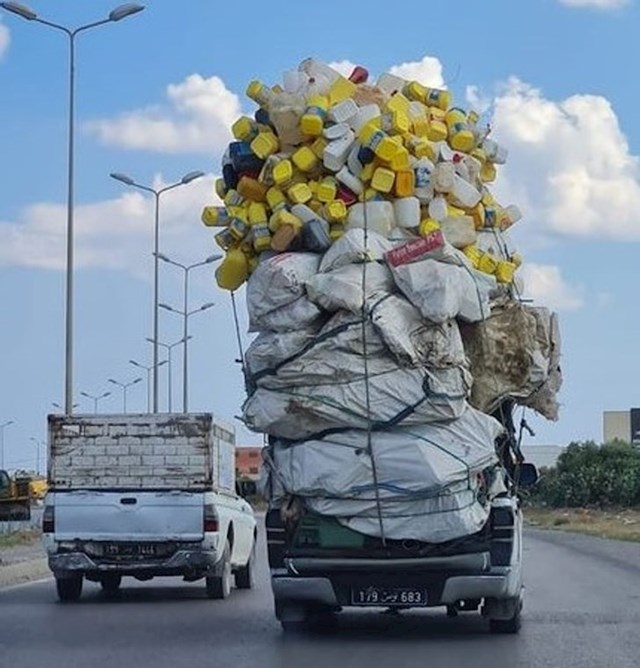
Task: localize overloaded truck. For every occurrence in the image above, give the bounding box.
[43,413,256,602]
[199,59,562,633]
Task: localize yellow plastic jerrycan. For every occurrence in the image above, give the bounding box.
[324,199,348,223]
[292,146,319,173]
[251,132,279,160]
[328,76,357,106]
[232,116,259,142]
[272,159,294,187]
[246,80,275,108]
[424,87,451,111]
[201,206,229,227]
[317,177,338,203]
[446,108,475,153]
[237,176,268,202]
[427,108,448,143]
[394,170,415,197]
[301,95,329,137]
[371,167,396,193]
[495,261,517,284]
[419,218,441,237]
[216,248,249,291]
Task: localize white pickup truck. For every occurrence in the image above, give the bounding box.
[43,413,256,602]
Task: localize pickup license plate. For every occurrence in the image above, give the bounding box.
[351,587,428,607]
[103,543,159,557]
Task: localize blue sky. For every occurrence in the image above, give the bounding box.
[1,0,639,472]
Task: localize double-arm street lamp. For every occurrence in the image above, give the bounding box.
[146,336,191,413]
[157,253,220,413]
[80,390,111,414]
[159,299,215,413]
[129,359,167,414]
[108,377,142,414]
[29,437,44,475]
[1,2,145,416]
[110,170,205,414]
[0,420,14,469]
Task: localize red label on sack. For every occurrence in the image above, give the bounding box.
[384,231,445,268]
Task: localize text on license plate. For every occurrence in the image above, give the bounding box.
[351,587,427,606]
[104,543,158,557]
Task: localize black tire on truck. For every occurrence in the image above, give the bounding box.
[100,574,122,595]
[489,596,522,634]
[56,576,83,603]
[205,540,232,599]
[235,541,255,590]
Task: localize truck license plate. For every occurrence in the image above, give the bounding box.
[104,543,158,557]
[351,587,427,607]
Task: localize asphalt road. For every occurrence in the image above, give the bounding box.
[1,528,639,668]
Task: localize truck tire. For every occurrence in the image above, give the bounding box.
[100,574,122,595]
[235,543,255,590]
[56,576,83,603]
[489,597,522,634]
[206,540,232,600]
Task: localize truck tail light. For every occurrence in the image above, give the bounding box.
[203,504,219,533]
[42,505,55,534]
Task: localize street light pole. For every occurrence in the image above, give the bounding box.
[109,170,205,413]
[0,420,14,470]
[159,300,215,414]
[146,337,191,413]
[0,2,145,416]
[29,437,44,475]
[129,359,167,413]
[156,253,220,413]
[108,377,142,413]
[80,390,111,414]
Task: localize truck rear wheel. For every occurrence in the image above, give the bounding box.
[56,576,83,603]
[235,543,255,590]
[206,540,232,599]
[100,574,122,595]
[488,597,522,634]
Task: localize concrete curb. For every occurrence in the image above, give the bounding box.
[0,558,50,589]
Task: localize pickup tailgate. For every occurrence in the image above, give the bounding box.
[53,490,204,542]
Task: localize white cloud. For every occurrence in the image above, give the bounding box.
[0,175,220,273]
[558,0,629,8]
[328,60,358,78]
[520,263,584,311]
[85,74,241,154]
[488,77,640,241]
[389,55,445,88]
[0,18,10,59]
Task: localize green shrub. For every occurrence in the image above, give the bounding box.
[527,440,640,508]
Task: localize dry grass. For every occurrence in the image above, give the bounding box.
[0,529,40,549]
[524,507,640,542]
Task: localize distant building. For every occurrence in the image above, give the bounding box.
[603,409,640,444]
[235,446,263,480]
[520,445,565,469]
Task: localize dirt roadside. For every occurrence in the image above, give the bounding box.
[0,532,49,588]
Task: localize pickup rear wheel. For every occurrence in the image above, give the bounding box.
[235,542,255,590]
[56,576,83,603]
[100,574,122,595]
[489,597,522,634]
[206,540,232,600]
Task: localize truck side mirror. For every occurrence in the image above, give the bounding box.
[518,462,539,487]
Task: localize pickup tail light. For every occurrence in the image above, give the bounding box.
[42,505,55,534]
[203,504,219,533]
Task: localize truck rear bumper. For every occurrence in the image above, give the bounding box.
[271,563,521,609]
[49,549,221,579]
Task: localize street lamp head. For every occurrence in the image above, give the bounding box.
[181,170,205,185]
[132,377,143,385]
[110,172,135,186]
[201,302,215,311]
[129,359,143,369]
[204,254,222,264]
[80,392,91,399]
[108,379,119,386]
[101,392,112,399]
[158,360,168,368]
[155,252,171,263]
[109,3,145,22]
[159,303,174,312]
[0,2,37,20]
